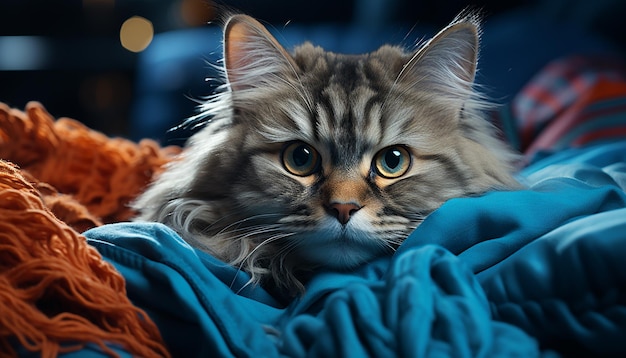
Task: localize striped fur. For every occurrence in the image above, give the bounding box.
[133,13,520,294]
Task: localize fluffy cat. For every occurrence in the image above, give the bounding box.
[133,12,520,294]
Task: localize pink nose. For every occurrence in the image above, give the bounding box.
[327,202,362,225]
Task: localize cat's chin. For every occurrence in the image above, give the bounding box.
[292,221,388,270]
[301,244,383,270]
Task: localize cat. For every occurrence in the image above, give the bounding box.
[133,12,520,294]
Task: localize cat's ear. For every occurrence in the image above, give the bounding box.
[401,14,480,99]
[223,15,299,92]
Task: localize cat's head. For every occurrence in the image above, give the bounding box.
[134,13,519,294]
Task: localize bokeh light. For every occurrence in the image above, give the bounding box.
[119,16,153,53]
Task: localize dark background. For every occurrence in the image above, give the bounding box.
[1,0,625,142]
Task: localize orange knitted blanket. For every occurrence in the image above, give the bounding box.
[0,102,181,357]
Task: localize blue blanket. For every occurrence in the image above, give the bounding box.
[84,141,626,357]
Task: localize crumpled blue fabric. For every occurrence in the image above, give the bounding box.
[397,142,626,356]
[86,224,538,357]
[83,141,626,357]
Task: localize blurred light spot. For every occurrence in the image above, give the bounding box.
[120,16,153,53]
[0,36,48,70]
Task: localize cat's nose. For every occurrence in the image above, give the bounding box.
[327,202,361,225]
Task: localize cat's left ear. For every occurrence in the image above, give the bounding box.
[402,14,480,99]
[223,14,299,92]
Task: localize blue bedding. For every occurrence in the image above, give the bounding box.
[83,140,626,357]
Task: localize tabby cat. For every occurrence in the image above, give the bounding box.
[133,12,519,294]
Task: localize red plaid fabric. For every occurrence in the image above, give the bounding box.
[496,56,626,161]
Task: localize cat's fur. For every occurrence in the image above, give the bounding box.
[133,12,520,294]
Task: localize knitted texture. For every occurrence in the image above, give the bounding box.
[0,102,179,357]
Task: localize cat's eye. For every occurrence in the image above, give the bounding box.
[281,141,321,177]
[373,146,411,179]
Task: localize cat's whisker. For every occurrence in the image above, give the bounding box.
[384,238,404,248]
[244,232,295,262]
[372,236,397,253]
[381,233,405,247]
[269,237,305,279]
[231,232,296,292]
[228,224,281,235]
[199,211,240,235]
[219,221,281,235]
[213,213,284,236]
[227,226,285,242]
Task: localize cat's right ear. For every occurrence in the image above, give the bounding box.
[223,15,299,92]
[399,13,480,104]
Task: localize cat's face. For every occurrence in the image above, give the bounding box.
[134,13,519,293]
[216,46,476,270]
